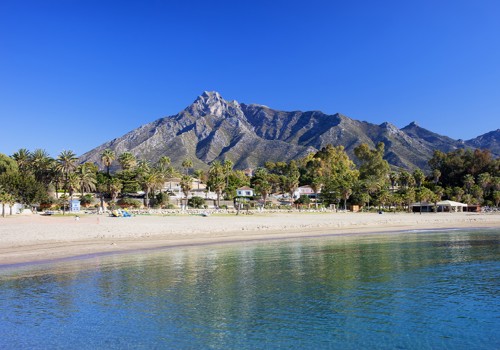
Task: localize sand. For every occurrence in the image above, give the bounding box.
[1,211,499,266]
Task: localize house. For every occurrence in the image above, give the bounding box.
[243,168,254,177]
[236,186,254,197]
[293,185,320,199]
[411,200,467,213]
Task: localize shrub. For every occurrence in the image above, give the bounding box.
[117,197,142,209]
[80,194,94,207]
[295,195,311,205]
[188,196,205,209]
[155,192,171,208]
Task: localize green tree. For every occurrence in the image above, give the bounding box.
[317,145,358,209]
[118,152,137,171]
[282,160,300,204]
[182,158,193,175]
[140,169,163,208]
[251,168,273,206]
[180,175,193,208]
[56,150,78,213]
[101,149,116,176]
[207,161,225,208]
[30,149,54,190]
[77,163,97,197]
[413,169,425,189]
[0,153,19,175]
[109,177,123,202]
[12,148,31,175]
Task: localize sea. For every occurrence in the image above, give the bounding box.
[1,228,499,349]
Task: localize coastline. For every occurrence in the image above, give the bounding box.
[1,211,499,266]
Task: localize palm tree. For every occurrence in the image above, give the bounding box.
[208,161,225,208]
[157,156,171,169]
[101,149,116,176]
[478,172,492,198]
[389,171,398,191]
[67,172,80,202]
[193,169,204,190]
[118,152,137,171]
[182,158,193,175]
[78,163,97,197]
[432,169,441,185]
[109,178,123,202]
[223,159,233,188]
[180,174,193,208]
[31,149,52,181]
[463,174,475,194]
[12,148,31,175]
[140,169,163,208]
[413,169,425,189]
[56,150,78,213]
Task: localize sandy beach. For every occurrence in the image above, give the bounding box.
[0,211,499,266]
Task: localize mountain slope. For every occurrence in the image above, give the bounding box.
[79,91,493,171]
[466,129,500,157]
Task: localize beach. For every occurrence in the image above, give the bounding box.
[1,211,499,266]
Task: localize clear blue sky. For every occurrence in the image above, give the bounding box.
[1,0,499,157]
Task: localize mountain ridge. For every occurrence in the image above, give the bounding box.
[79,91,499,171]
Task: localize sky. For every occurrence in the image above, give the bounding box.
[1,0,499,157]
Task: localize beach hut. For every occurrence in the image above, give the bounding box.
[70,199,81,212]
[411,200,467,213]
[437,200,467,212]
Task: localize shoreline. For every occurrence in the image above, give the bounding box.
[1,212,499,267]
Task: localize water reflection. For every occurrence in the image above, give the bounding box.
[0,229,499,349]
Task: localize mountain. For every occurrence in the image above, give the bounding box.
[79,91,496,171]
[465,129,500,157]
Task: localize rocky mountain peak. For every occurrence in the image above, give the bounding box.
[187,91,241,118]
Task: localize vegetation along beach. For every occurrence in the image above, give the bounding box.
[1,2,500,348]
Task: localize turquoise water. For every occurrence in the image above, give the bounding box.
[1,229,499,349]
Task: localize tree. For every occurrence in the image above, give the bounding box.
[282,160,300,204]
[180,175,193,208]
[118,152,137,171]
[493,191,500,207]
[101,149,116,176]
[432,169,441,185]
[182,158,193,175]
[413,169,425,189]
[77,163,97,197]
[0,172,48,208]
[463,174,475,194]
[317,145,358,209]
[478,172,492,198]
[354,142,390,188]
[223,159,234,188]
[251,168,272,206]
[140,169,163,208]
[30,149,54,190]
[207,161,225,208]
[0,153,19,175]
[109,178,123,202]
[389,172,398,192]
[193,169,205,190]
[303,157,323,208]
[12,148,31,175]
[67,172,80,202]
[56,150,78,213]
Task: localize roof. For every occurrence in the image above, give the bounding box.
[237,186,254,191]
[437,200,467,207]
[412,200,467,207]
